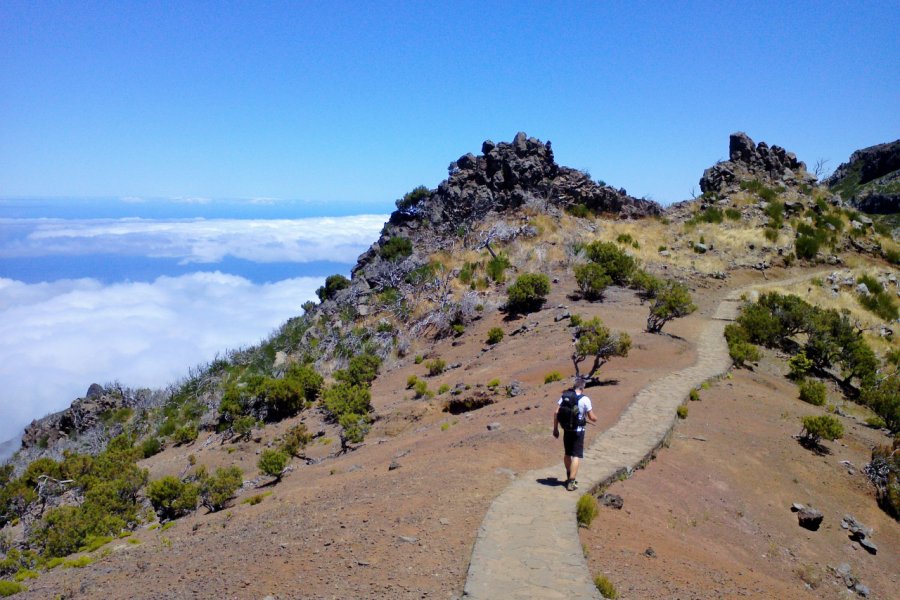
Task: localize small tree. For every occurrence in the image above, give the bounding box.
[257,449,289,482]
[574,263,612,301]
[584,241,636,284]
[646,282,697,333]
[146,476,199,521]
[200,466,243,512]
[316,274,350,302]
[798,379,827,406]
[507,273,551,314]
[572,317,631,379]
[800,414,843,446]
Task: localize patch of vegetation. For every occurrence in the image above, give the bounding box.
[798,379,827,406]
[866,437,899,518]
[571,317,631,379]
[257,449,289,482]
[583,241,636,285]
[576,494,599,527]
[688,206,724,225]
[279,423,312,457]
[646,281,696,333]
[676,405,688,419]
[443,396,495,414]
[740,179,779,203]
[413,379,432,399]
[544,371,562,384]
[321,382,373,447]
[723,323,761,367]
[425,358,446,376]
[0,582,25,597]
[507,273,551,314]
[574,263,612,301]
[800,414,843,445]
[615,233,635,245]
[63,555,94,568]
[486,327,504,344]
[487,378,501,389]
[486,253,511,283]
[725,207,741,221]
[437,384,450,395]
[199,466,244,512]
[79,534,112,553]
[689,389,700,402]
[147,476,199,521]
[787,352,813,380]
[395,185,430,215]
[315,274,350,302]
[380,236,413,261]
[856,274,899,321]
[860,375,898,433]
[594,574,619,599]
[141,437,162,458]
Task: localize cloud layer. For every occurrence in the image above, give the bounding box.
[0,214,388,265]
[0,273,324,444]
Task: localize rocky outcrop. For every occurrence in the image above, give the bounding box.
[20,384,129,450]
[826,139,900,214]
[700,132,815,194]
[390,132,660,232]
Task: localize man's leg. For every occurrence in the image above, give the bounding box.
[563,454,572,481]
[568,456,581,481]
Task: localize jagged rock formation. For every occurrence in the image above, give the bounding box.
[700,132,816,195]
[826,139,900,214]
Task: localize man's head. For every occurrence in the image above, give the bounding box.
[574,376,586,392]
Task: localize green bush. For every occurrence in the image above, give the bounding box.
[594,574,619,599]
[574,263,612,301]
[676,405,688,419]
[279,423,312,457]
[691,206,724,224]
[764,228,779,242]
[437,384,450,395]
[232,415,256,440]
[572,317,631,379]
[141,437,162,458]
[861,375,899,433]
[798,380,827,406]
[646,281,697,333]
[452,323,465,336]
[0,581,25,596]
[413,379,431,399]
[458,261,477,285]
[380,236,413,261]
[487,378,501,389]
[576,494,599,527]
[406,375,419,389]
[788,353,813,380]
[689,389,700,402]
[507,273,551,314]
[724,323,761,367]
[395,185,429,214]
[334,354,380,387]
[486,327,504,344]
[200,466,243,511]
[147,476,199,521]
[800,414,843,444]
[725,207,741,221]
[425,358,446,376]
[322,383,372,421]
[857,275,899,321]
[569,314,583,327]
[795,235,820,260]
[257,449,289,481]
[544,371,562,384]
[315,274,350,302]
[631,270,664,300]
[172,424,199,445]
[486,253,511,283]
[584,241,636,284]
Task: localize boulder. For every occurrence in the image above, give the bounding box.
[599,493,624,510]
[796,505,824,530]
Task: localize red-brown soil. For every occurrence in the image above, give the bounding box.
[580,356,899,599]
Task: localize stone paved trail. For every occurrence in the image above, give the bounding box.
[463,276,820,599]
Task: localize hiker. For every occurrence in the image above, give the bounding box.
[552,376,597,491]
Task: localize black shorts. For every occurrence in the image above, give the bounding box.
[563,429,585,458]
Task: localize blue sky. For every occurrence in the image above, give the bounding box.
[0,1,898,448]
[1,1,897,205]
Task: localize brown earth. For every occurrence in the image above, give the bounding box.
[14,269,898,600]
[580,353,899,599]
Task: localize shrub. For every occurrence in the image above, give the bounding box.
[458,261,476,285]
[631,270,664,300]
[486,327,504,345]
[380,236,413,261]
[414,355,423,364]
[694,206,724,224]
[544,372,562,384]
[0,582,25,597]
[486,253,511,283]
[764,228,779,242]
[576,494,599,527]
[437,384,450,395]
[425,358,446,376]
[584,241,636,284]
[315,274,350,302]
[279,423,312,457]
[257,449,289,481]
[507,273,551,314]
[594,574,619,599]
[724,323,761,367]
[172,424,199,445]
[798,380,826,406]
[141,437,162,458]
[689,389,700,402]
[147,476,199,521]
[800,414,843,445]
[395,185,430,214]
[787,353,813,380]
[860,374,899,433]
[865,415,886,429]
[487,378,501,389]
[676,405,688,419]
[321,383,372,422]
[406,375,419,389]
[725,207,741,221]
[413,379,430,399]
[574,263,612,301]
[200,466,243,511]
[857,275,899,321]
[232,415,256,441]
[569,314,583,327]
[646,282,697,333]
[795,235,820,260]
[334,354,380,387]
[452,323,465,336]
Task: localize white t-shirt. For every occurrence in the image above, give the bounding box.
[557,394,593,433]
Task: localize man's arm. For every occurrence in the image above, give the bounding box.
[586,409,598,424]
[552,406,560,438]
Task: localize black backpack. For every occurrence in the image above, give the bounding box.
[558,389,585,431]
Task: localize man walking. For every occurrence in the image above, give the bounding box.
[553,377,597,491]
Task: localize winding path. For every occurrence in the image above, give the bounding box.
[462,277,810,599]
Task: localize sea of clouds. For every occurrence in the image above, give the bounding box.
[0,213,387,447]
